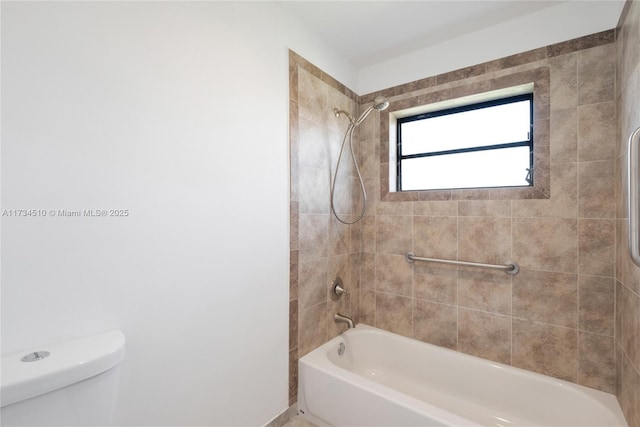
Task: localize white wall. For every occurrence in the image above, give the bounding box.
[1,1,353,425]
[357,1,624,94]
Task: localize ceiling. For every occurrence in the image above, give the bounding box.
[279,1,624,68]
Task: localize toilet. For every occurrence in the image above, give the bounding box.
[1,330,126,426]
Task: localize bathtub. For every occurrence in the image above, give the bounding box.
[297,324,627,427]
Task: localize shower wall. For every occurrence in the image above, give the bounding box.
[356,31,617,394]
[360,31,615,392]
[290,29,621,404]
[615,1,640,425]
[289,52,362,405]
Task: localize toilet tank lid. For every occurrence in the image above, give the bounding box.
[1,330,126,408]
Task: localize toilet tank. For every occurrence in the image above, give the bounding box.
[1,330,126,426]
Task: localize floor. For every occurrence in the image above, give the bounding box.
[282,415,317,427]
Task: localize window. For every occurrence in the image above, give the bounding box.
[396,93,533,192]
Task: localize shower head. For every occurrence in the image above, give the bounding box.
[353,96,389,126]
[373,96,389,111]
[334,96,389,126]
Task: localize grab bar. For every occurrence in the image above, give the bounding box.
[405,252,519,275]
[629,127,640,267]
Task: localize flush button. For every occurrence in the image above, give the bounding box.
[20,351,50,362]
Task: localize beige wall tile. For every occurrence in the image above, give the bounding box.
[551,108,577,163]
[436,63,487,84]
[577,102,616,161]
[376,214,412,255]
[290,202,299,251]
[577,44,615,105]
[458,217,511,265]
[355,110,378,142]
[414,263,457,305]
[360,215,376,253]
[547,30,613,58]
[348,288,360,324]
[619,284,640,373]
[298,68,328,123]
[329,130,355,177]
[349,252,360,289]
[299,302,327,357]
[513,218,578,272]
[616,343,623,401]
[458,270,512,315]
[458,200,511,217]
[300,166,329,214]
[413,299,457,350]
[375,253,413,297]
[619,351,640,427]
[290,250,299,300]
[359,289,376,326]
[413,201,457,216]
[298,214,329,262]
[513,269,578,328]
[512,162,577,218]
[578,219,614,276]
[615,153,627,219]
[289,348,297,406]
[349,221,361,254]
[290,300,298,350]
[331,174,359,215]
[548,52,576,75]
[512,319,578,382]
[376,200,413,216]
[298,259,328,309]
[298,117,330,170]
[485,48,546,73]
[618,71,640,158]
[578,160,615,218]
[578,332,615,393]
[458,309,511,364]
[550,71,577,111]
[579,275,614,336]
[329,215,351,256]
[616,219,640,294]
[413,216,457,259]
[616,219,640,295]
[376,293,412,337]
[359,138,379,181]
[360,252,375,289]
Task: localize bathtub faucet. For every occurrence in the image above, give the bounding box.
[334,312,355,329]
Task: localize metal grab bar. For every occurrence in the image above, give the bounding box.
[405,252,519,275]
[628,127,640,267]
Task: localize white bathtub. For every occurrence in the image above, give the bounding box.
[298,324,627,427]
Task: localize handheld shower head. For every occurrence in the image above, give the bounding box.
[353,96,389,126]
[373,96,389,111]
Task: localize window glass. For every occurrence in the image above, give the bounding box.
[397,93,533,192]
[401,100,531,155]
[400,146,531,191]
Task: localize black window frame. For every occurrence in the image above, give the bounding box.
[396,93,534,192]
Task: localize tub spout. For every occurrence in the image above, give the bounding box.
[334,313,355,329]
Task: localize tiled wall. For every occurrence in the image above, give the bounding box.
[615,1,640,425]
[289,29,626,408]
[289,52,362,405]
[356,32,617,394]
